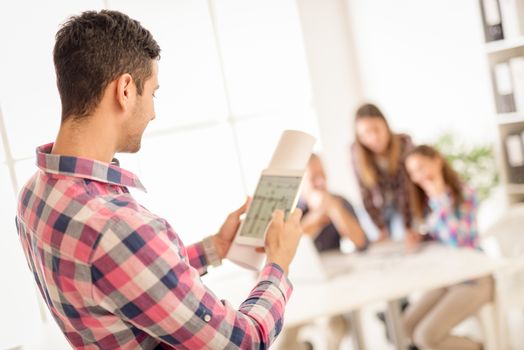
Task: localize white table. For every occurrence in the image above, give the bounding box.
[203,242,504,349]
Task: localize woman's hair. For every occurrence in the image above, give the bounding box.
[354,103,401,188]
[407,145,464,219]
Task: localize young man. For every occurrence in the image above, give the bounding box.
[15,10,302,349]
[299,154,367,252]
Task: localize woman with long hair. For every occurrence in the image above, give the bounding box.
[351,103,414,241]
[403,145,493,350]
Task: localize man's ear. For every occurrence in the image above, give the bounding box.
[115,73,135,111]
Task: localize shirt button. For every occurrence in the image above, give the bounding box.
[203,314,211,322]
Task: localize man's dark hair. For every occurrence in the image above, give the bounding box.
[53,10,161,121]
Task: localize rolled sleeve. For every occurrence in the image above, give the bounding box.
[186,242,209,275]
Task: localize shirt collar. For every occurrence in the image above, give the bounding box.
[36,143,146,192]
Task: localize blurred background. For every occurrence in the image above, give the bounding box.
[1,0,523,349]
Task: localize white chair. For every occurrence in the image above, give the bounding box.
[480,204,524,350]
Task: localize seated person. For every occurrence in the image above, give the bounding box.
[299,154,368,252]
[403,145,493,350]
[275,154,368,350]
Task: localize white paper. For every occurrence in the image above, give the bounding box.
[506,134,524,167]
[227,129,316,270]
[267,130,317,170]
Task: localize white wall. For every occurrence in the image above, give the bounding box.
[296,0,364,205]
[346,0,497,145]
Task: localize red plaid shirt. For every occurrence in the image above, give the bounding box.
[16,143,292,349]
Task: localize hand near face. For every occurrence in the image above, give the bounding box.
[306,190,335,213]
[405,152,447,199]
[420,176,446,199]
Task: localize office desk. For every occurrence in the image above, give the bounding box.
[203,242,504,350]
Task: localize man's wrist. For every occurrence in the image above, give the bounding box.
[202,235,223,267]
[213,234,232,259]
[267,258,289,275]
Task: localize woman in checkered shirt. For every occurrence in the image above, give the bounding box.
[403,145,493,350]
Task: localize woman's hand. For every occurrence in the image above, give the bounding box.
[376,228,389,243]
[421,176,446,198]
[405,229,423,252]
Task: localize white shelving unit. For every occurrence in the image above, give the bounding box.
[498,112,524,125]
[485,35,524,54]
[483,31,524,204]
[507,182,524,194]
[479,0,524,205]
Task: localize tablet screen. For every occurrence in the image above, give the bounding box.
[238,175,302,239]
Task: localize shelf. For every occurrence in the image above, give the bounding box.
[507,183,524,194]
[498,113,524,125]
[485,36,524,54]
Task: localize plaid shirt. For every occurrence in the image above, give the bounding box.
[426,184,480,249]
[16,143,292,349]
[350,134,414,231]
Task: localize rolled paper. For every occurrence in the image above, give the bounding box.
[227,129,316,271]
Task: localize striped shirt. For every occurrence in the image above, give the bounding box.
[16,143,292,349]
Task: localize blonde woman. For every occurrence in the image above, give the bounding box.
[351,103,414,241]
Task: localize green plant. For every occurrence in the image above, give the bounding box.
[433,131,499,201]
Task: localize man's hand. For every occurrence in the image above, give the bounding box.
[213,197,251,259]
[265,209,303,275]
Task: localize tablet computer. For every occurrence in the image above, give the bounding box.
[234,168,304,247]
